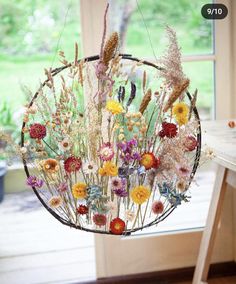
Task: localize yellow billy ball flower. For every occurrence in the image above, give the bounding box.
[173,102,189,118]
[72,182,87,199]
[130,185,151,205]
[106,100,123,115]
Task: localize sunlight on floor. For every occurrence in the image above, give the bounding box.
[0,192,96,284]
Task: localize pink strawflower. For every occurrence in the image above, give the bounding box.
[98,142,114,161]
[93,213,107,227]
[177,164,190,177]
[152,201,164,214]
[110,177,123,190]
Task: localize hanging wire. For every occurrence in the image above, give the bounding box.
[50,0,73,68]
[135,0,159,63]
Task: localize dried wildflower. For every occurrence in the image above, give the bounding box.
[176,179,186,192]
[113,188,128,197]
[58,182,68,193]
[43,159,59,174]
[87,185,102,202]
[152,201,164,214]
[130,185,151,205]
[64,156,82,173]
[99,161,118,177]
[26,176,44,188]
[159,122,178,138]
[177,165,190,178]
[29,123,46,139]
[48,196,62,208]
[102,32,119,67]
[106,100,123,115]
[126,82,136,107]
[106,201,117,213]
[83,161,98,175]
[110,217,125,235]
[110,177,123,190]
[173,102,189,118]
[72,182,87,199]
[77,205,89,215]
[59,138,71,152]
[125,210,135,222]
[93,213,107,227]
[160,26,185,87]
[140,152,160,170]
[98,142,114,161]
[139,89,152,114]
[163,79,190,112]
[184,136,198,152]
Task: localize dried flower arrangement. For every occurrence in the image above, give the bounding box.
[14,11,202,235]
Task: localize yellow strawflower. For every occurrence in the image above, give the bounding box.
[106,100,123,115]
[130,185,151,205]
[98,161,118,176]
[172,102,189,126]
[72,182,87,199]
[173,102,189,117]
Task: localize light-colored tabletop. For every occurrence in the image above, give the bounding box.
[202,120,236,171]
[193,119,236,284]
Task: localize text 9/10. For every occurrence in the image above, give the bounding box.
[201,3,228,20]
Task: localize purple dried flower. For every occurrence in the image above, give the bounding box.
[132,152,141,160]
[117,142,127,151]
[127,138,137,147]
[26,176,44,188]
[58,182,68,193]
[113,188,128,197]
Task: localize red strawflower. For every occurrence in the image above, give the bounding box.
[29,123,46,139]
[159,122,177,138]
[140,152,160,170]
[153,156,161,169]
[152,201,164,214]
[184,136,198,152]
[64,156,82,173]
[93,214,107,227]
[110,217,125,235]
[77,205,88,215]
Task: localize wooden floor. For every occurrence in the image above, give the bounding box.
[0,192,96,284]
[0,170,215,284]
[179,275,236,283]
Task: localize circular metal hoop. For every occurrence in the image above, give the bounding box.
[21,54,201,236]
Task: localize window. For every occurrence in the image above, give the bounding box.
[0,0,82,135]
[109,0,215,120]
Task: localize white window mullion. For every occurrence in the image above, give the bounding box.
[80,0,108,57]
[215,0,233,119]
